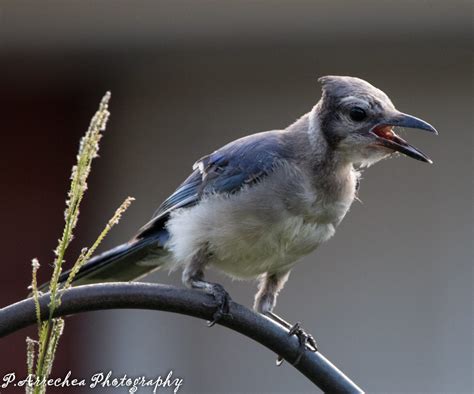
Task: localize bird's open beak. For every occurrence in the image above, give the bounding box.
[370,112,437,163]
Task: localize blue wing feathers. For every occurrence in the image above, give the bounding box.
[136,130,288,238]
[152,170,202,217]
[199,131,287,194]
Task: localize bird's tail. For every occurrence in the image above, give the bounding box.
[37,232,168,293]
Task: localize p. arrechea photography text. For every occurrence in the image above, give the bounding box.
[1,370,184,393]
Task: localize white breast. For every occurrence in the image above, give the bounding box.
[164,165,357,279]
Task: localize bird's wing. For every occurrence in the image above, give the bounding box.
[135,130,287,239]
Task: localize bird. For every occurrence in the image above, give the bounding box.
[39,76,437,358]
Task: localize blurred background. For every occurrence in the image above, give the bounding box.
[0,1,472,393]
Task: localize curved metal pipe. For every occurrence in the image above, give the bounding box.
[0,282,363,393]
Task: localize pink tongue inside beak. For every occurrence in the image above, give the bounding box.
[373,125,396,140]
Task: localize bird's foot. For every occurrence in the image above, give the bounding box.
[276,322,318,366]
[203,283,232,327]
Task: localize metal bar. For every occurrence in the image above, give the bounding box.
[0,282,364,393]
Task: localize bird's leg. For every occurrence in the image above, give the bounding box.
[183,247,232,327]
[254,271,317,366]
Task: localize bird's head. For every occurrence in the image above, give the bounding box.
[316,75,437,167]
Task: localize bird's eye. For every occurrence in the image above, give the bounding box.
[349,107,367,122]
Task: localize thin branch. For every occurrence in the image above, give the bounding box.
[0,283,364,393]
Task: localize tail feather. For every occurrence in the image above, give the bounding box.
[37,231,168,293]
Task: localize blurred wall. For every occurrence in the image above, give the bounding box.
[0,1,472,393]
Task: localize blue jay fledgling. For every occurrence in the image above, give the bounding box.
[42,76,437,346]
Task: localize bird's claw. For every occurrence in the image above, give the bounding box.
[203,283,232,327]
[289,322,318,351]
[276,322,318,366]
